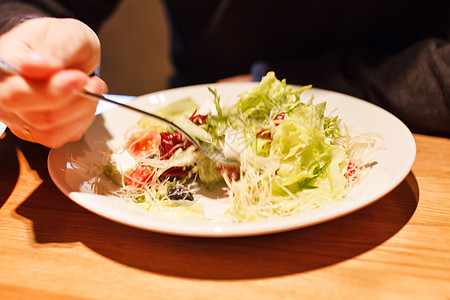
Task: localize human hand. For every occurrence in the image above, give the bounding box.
[0,17,107,148]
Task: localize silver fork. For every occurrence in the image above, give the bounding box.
[0,58,239,165]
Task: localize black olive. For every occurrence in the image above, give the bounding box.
[167,185,194,201]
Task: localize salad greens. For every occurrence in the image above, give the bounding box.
[100,72,377,222]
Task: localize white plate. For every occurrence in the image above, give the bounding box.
[48,83,416,237]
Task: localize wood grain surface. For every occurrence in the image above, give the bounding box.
[0,131,449,300]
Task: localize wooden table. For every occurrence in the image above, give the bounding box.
[0,130,449,299]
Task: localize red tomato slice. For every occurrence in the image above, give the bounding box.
[125,165,154,188]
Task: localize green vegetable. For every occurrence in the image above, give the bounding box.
[172,115,212,142]
[221,72,348,221]
[155,97,199,121]
[137,97,199,130]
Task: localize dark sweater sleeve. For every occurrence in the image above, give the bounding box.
[0,0,121,33]
[354,38,450,137]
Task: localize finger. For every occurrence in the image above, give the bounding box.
[0,69,89,111]
[85,76,108,95]
[1,111,39,143]
[17,52,62,80]
[9,111,96,148]
[48,72,109,107]
[17,94,98,131]
[2,94,97,147]
[5,49,62,80]
[0,110,34,142]
[29,113,97,148]
[46,70,91,108]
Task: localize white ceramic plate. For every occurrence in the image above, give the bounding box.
[48,83,416,237]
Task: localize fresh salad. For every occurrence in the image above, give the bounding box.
[97,72,380,222]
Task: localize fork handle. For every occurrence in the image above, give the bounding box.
[0,57,18,75]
